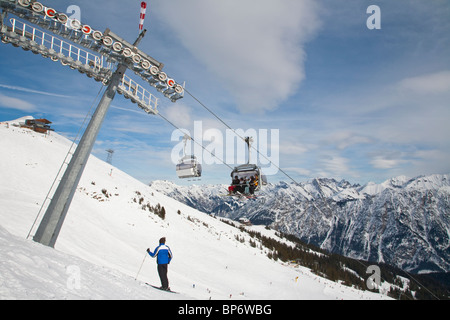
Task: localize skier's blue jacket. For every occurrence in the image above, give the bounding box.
[148,244,173,265]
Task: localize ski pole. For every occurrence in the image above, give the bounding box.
[135,251,148,281]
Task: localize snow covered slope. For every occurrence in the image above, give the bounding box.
[0,119,390,300]
[0,224,185,300]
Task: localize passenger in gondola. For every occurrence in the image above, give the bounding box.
[249,176,256,195]
[237,178,245,194]
[244,178,251,195]
[228,176,240,195]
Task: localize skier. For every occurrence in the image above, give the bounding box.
[147,237,173,291]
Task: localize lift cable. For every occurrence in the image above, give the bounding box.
[157,112,234,171]
[184,88,301,186]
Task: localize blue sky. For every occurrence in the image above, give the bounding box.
[1,0,449,186]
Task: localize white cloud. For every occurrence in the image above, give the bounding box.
[411,149,450,175]
[164,103,192,129]
[155,0,321,113]
[399,70,450,94]
[0,94,35,112]
[370,157,401,169]
[0,84,74,99]
[318,154,352,178]
[284,166,311,177]
[324,131,373,150]
[279,142,308,155]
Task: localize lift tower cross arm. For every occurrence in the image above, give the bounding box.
[0,0,185,247]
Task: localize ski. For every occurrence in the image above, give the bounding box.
[145,283,178,294]
[220,189,257,200]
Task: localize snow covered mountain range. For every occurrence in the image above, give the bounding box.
[150,174,450,274]
[0,117,394,300]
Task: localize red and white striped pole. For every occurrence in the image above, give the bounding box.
[139,1,147,32]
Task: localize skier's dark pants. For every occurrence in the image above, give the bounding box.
[158,264,169,289]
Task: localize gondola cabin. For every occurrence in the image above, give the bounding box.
[176,155,202,179]
[230,164,267,193]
